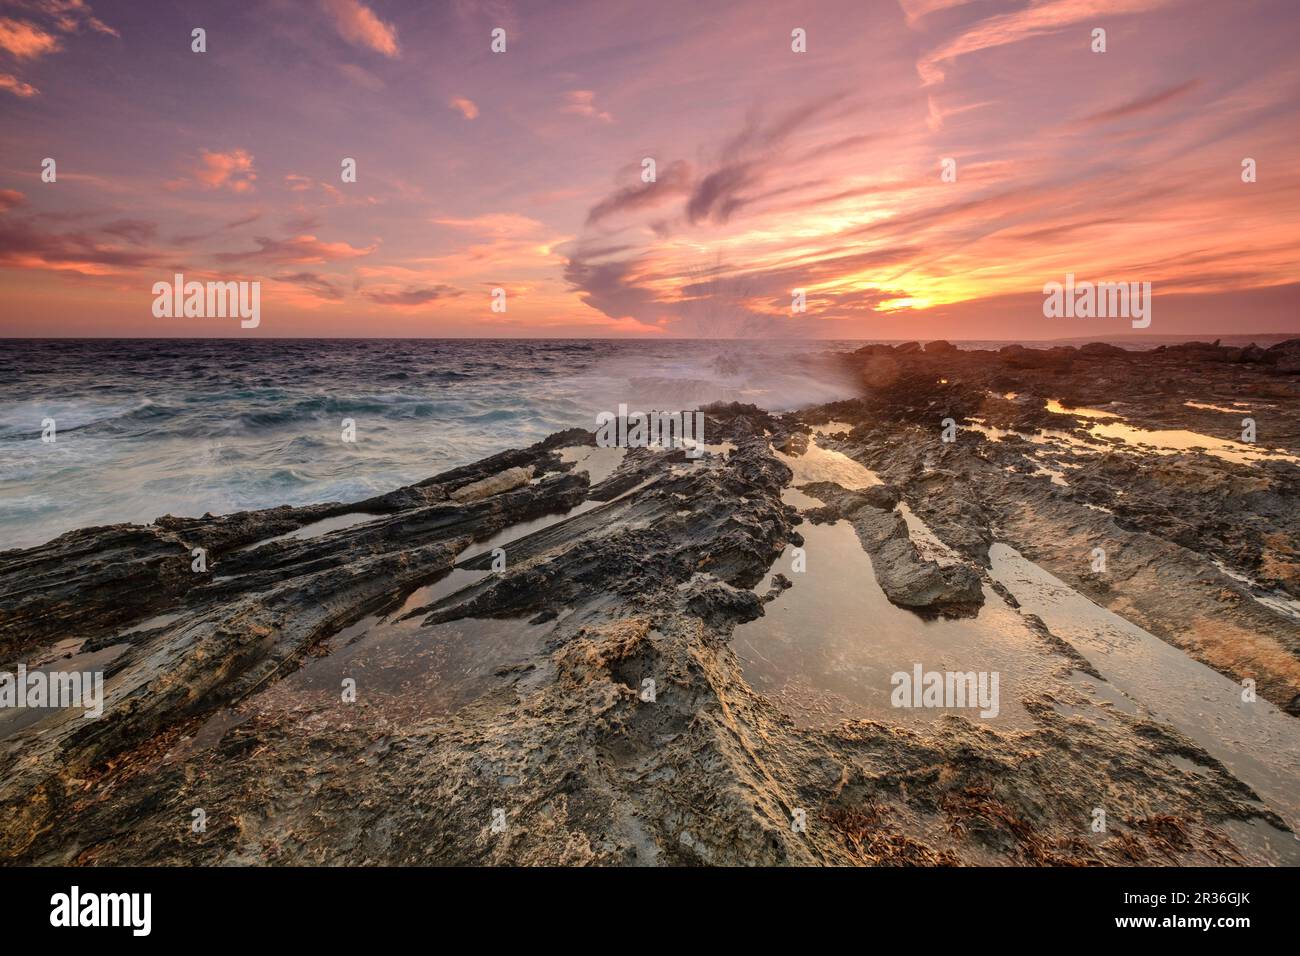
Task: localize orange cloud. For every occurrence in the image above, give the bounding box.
[0,17,61,58]
[320,0,399,58]
[25,0,118,37]
[0,4,117,97]
[434,213,545,237]
[0,72,38,97]
[449,96,479,119]
[283,173,345,204]
[917,0,1177,85]
[171,149,257,193]
[0,212,161,277]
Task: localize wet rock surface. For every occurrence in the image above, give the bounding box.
[815,340,1300,711]
[801,481,984,616]
[1,353,1298,866]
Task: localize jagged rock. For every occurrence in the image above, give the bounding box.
[1266,338,1300,373]
[795,480,984,617]
[450,465,534,502]
[779,432,809,456]
[762,573,793,603]
[681,573,764,626]
[1,360,1295,869]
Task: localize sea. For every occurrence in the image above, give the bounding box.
[0,338,868,550]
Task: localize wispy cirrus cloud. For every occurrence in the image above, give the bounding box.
[275,271,346,301]
[172,211,263,245]
[433,213,544,236]
[215,234,377,265]
[916,0,1178,85]
[896,0,976,27]
[283,173,346,204]
[1078,79,1200,124]
[561,90,612,122]
[682,94,847,226]
[99,218,157,244]
[587,161,692,226]
[3,0,1298,338]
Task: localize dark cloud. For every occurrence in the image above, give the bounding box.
[275,271,345,301]
[1079,80,1200,125]
[0,215,159,271]
[586,160,691,226]
[100,218,157,244]
[566,94,910,335]
[685,94,849,226]
[561,248,676,326]
[214,234,375,264]
[363,284,461,306]
[224,211,262,229]
[173,211,263,245]
[686,162,759,225]
[282,213,320,233]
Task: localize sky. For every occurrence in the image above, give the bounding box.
[0,0,1297,339]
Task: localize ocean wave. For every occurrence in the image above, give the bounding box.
[0,338,866,548]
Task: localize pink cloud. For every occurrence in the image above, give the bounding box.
[283,173,346,204]
[171,149,257,193]
[0,212,162,276]
[215,234,377,265]
[434,213,545,237]
[562,90,612,123]
[17,1,118,37]
[0,5,116,99]
[449,96,479,119]
[0,72,39,97]
[0,17,61,58]
[320,0,399,58]
[897,0,976,27]
[917,0,1177,85]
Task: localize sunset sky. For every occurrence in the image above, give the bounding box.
[0,0,1297,339]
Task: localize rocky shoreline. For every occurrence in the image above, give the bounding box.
[2,340,1298,866]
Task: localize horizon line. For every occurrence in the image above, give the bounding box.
[2,333,1296,344]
